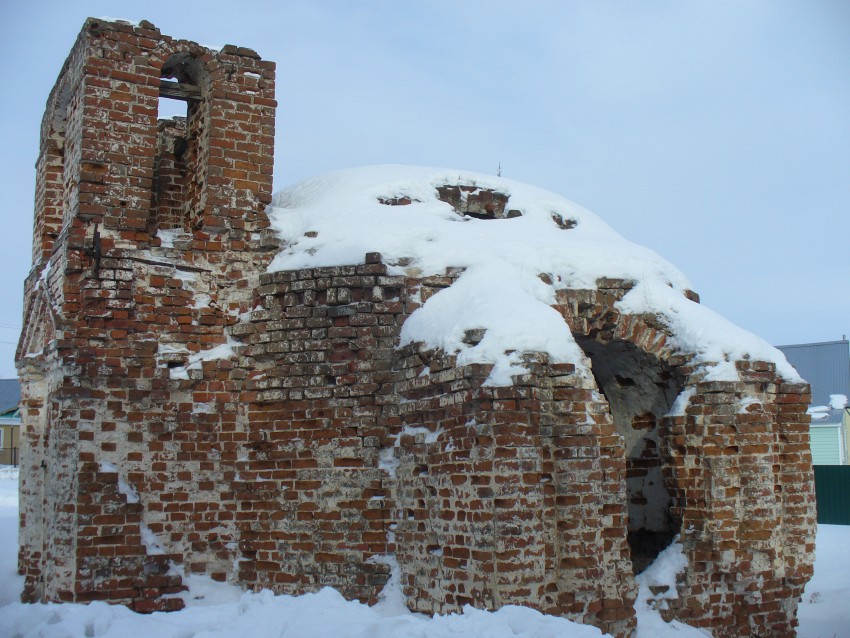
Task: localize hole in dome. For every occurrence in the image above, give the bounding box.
[378,196,418,206]
[435,185,515,220]
[551,213,577,229]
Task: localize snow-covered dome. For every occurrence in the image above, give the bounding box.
[267,165,798,384]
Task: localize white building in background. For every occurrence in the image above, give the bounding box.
[777,339,850,465]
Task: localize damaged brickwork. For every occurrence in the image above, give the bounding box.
[17,18,816,638]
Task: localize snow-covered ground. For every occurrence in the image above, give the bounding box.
[0,466,845,637]
[797,523,850,638]
[0,466,23,609]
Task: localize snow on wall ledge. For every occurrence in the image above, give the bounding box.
[267,165,800,384]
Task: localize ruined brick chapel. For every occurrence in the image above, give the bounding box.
[16,17,817,638]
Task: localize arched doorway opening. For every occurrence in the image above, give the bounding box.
[576,337,684,573]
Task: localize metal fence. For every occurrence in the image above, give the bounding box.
[814,465,850,525]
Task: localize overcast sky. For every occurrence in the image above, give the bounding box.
[0,0,848,379]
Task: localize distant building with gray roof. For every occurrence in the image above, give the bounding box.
[777,339,850,465]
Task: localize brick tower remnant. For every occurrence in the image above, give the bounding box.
[17,18,276,611]
[17,18,816,638]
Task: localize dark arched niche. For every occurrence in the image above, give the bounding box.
[576,336,685,573]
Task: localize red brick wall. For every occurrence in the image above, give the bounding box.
[153,119,188,230]
[555,287,816,637]
[391,353,637,636]
[18,17,277,611]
